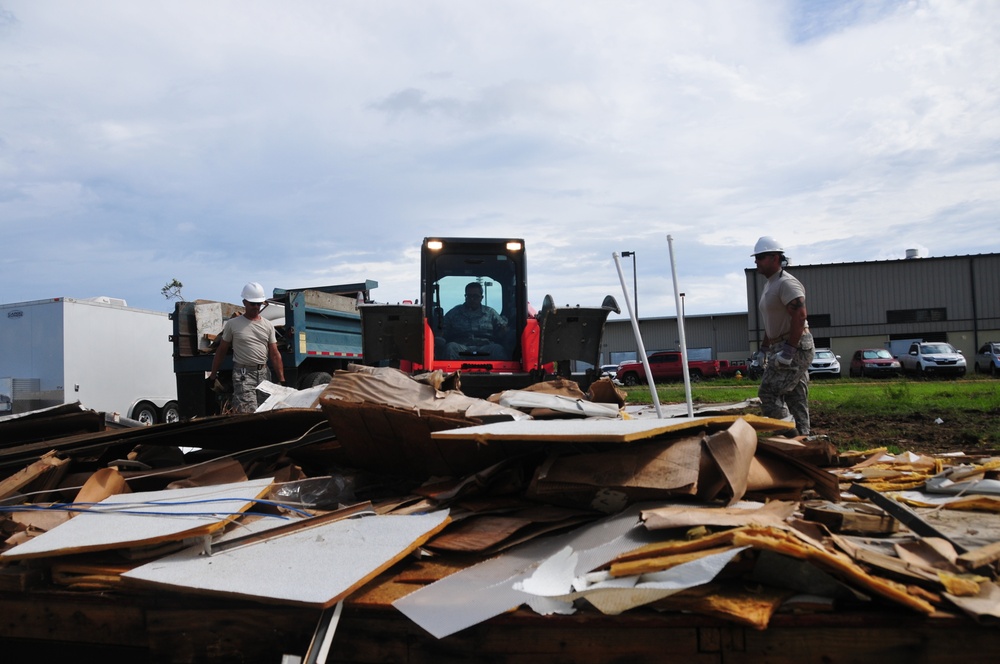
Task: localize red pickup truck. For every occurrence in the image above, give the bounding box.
[616,351,722,386]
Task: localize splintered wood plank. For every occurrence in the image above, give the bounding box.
[431,414,792,444]
[426,515,534,552]
[122,511,451,608]
[0,478,275,561]
[0,451,68,501]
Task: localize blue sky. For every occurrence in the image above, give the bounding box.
[1,0,997,318]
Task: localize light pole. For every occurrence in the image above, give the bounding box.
[483,281,493,307]
[621,251,637,319]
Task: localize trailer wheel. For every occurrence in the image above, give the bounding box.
[133,401,159,426]
[161,401,180,424]
[298,371,333,389]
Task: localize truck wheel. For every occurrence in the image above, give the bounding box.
[623,373,639,387]
[688,370,702,383]
[133,402,158,426]
[161,401,180,424]
[298,371,333,389]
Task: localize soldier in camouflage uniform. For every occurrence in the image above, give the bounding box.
[208,282,286,414]
[751,237,815,435]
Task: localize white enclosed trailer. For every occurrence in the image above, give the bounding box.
[0,296,178,424]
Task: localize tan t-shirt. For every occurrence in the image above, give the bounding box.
[221,315,277,366]
[759,270,806,342]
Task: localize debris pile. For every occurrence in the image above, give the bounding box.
[2,366,999,660]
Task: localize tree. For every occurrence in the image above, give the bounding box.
[161,278,185,301]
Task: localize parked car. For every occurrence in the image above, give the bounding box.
[615,351,722,386]
[974,342,1000,376]
[808,349,841,378]
[848,348,901,378]
[600,364,619,381]
[746,350,765,380]
[897,341,966,377]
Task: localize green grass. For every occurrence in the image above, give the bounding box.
[623,375,1000,411]
[620,375,1000,449]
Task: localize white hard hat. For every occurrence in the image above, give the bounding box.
[751,236,784,256]
[241,282,267,303]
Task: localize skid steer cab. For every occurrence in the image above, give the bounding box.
[359,237,620,398]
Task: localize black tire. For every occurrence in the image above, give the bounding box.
[133,401,158,426]
[623,373,639,387]
[298,371,333,389]
[161,401,180,424]
[689,370,702,383]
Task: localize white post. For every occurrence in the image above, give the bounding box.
[613,252,663,418]
[666,235,694,418]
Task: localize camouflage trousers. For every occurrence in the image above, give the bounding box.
[231,365,271,414]
[758,333,815,435]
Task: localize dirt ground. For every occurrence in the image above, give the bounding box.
[807,407,997,456]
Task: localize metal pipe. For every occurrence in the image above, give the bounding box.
[613,252,662,418]
[667,235,694,418]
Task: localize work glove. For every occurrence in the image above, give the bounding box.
[775,342,797,366]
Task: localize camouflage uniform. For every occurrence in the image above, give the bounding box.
[758,332,814,434]
[231,365,271,414]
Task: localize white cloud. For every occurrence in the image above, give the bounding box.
[0,0,997,317]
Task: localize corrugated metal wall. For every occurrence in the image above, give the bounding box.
[602,313,749,362]
[744,253,1000,356]
[600,253,1000,363]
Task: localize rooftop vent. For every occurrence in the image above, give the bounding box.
[905,248,921,260]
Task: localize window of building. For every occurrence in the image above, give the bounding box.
[886,308,947,324]
[808,314,831,328]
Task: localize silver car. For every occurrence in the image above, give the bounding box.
[898,341,966,377]
[975,342,1000,376]
[808,348,841,378]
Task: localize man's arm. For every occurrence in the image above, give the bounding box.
[267,342,285,384]
[208,339,231,380]
[785,297,807,347]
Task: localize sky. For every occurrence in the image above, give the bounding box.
[2,0,998,319]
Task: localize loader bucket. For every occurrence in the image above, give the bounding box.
[537,294,620,370]
[359,304,425,366]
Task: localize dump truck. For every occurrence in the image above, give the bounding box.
[170,281,377,419]
[0,296,178,424]
[359,237,619,397]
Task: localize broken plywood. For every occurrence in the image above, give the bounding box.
[122,511,450,608]
[1,478,274,561]
[431,414,794,444]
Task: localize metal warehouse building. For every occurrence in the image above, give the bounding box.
[600,252,1000,370]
